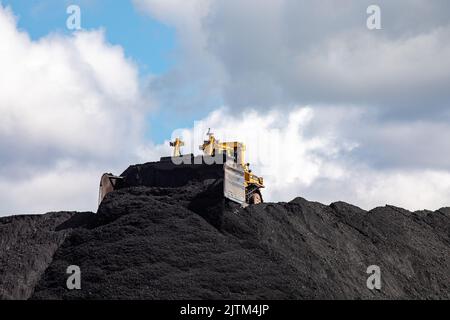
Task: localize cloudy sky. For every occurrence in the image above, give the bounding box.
[1,0,450,215]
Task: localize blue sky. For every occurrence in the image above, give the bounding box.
[4,0,175,74]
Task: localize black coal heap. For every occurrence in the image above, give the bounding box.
[1,159,449,300]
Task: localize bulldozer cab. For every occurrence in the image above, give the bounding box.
[199,130,246,167]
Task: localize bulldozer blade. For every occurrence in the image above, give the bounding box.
[224,160,247,206]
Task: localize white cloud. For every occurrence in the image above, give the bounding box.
[0,5,148,215]
[0,161,100,214]
[134,0,450,113]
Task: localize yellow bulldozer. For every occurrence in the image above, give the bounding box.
[197,129,264,204]
[98,129,264,207]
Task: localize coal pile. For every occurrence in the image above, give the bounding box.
[1,158,449,300]
[0,211,92,299]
